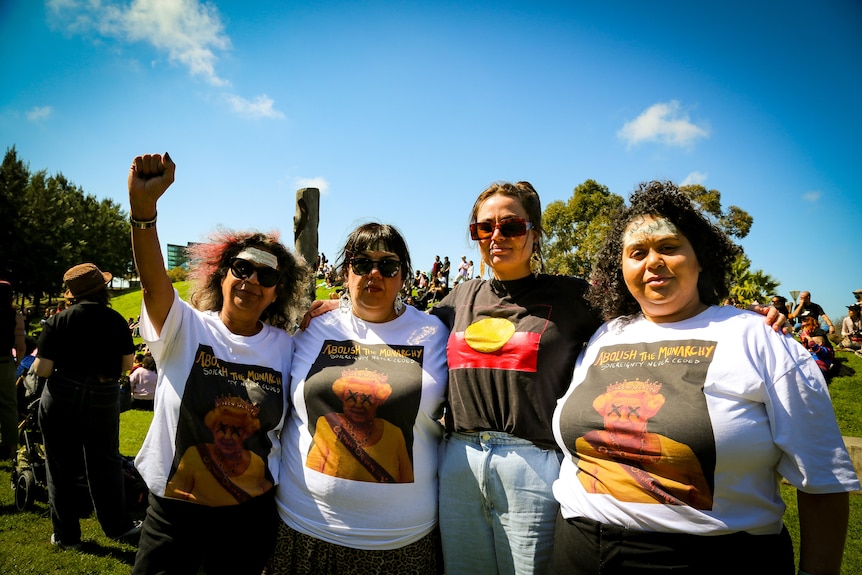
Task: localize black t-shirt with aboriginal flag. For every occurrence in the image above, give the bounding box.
[431,274,601,450]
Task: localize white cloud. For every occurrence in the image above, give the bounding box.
[225,94,285,119]
[26,106,54,121]
[48,0,231,86]
[294,177,330,196]
[618,101,709,147]
[681,171,707,186]
[803,191,821,202]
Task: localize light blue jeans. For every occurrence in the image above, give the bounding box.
[438,431,562,575]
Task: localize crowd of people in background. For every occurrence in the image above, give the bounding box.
[315,250,477,312]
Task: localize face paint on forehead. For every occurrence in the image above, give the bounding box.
[623,216,679,244]
[235,247,279,270]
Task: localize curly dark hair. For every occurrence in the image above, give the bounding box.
[587,181,740,321]
[186,229,312,331]
[335,222,413,288]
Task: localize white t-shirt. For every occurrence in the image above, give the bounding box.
[275,305,449,550]
[135,291,293,505]
[553,305,859,535]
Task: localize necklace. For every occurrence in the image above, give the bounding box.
[342,416,373,447]
[213,447,242,476]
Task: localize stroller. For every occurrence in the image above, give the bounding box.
[11,372,148,513]
[11,371,46,511]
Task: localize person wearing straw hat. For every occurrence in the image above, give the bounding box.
[32,262,141,550]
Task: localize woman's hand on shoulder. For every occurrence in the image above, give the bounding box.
[749,303,790,334]
[298,299,339,330]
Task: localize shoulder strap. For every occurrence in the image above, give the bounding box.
[196,444,253,503]
[323,412,396,483]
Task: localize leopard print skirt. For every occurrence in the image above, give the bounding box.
[263,520,443,575]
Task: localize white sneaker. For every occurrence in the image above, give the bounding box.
[50,533,82,551]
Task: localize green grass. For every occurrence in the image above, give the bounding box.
[0,410,150,574]
[110,281,191,347]
[2,290,861,574]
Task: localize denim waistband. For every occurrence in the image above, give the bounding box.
[449,430,538,447]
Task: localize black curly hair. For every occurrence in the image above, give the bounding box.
[587,181,740,321]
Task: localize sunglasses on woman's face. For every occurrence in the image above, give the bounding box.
[349,258,402,278]
[229,258,281,288]
[469,217,533,241]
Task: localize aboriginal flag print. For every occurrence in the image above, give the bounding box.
[447,303,550,372]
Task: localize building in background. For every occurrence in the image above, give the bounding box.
[167,243,197,270]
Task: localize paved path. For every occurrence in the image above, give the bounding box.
[845,436,862,492]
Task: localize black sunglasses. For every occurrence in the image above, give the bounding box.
[349,258,402,278]
[469,217,533,240]
[229,258,281,288]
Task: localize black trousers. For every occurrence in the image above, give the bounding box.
[553,512,794,574]
[133,490,278,575]
[39,375,133,544]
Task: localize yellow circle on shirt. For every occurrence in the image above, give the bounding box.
[464,318,516,353]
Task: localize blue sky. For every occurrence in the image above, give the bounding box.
[2,0,860,323]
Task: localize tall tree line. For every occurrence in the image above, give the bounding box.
[542,179,778,306]
[0,146,132,312]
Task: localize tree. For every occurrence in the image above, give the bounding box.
[542,179,778,304]
[0,146,133,310]
[0,147,30,284]
[167,267,188,283]
[678,184,752,239]
[543,179,624,279]
[728,253,780,307]
[676,185,771,304]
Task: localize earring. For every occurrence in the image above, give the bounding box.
[339,291,352,314]
[479,261,486,278]
[530,245,542,277]
[394,293,404,315]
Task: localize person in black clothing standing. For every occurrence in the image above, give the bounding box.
[0,280,25,461]
[33,263,141,550]
[441,256,451,288]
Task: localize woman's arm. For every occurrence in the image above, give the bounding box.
[128,153,176,336]
[797,490,849,575]
[299,299,338,329]
[121,353,135,374]
[32,357,53,378]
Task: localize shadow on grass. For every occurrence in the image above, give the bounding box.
[75,540,138,565]
[832,356,856,379]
